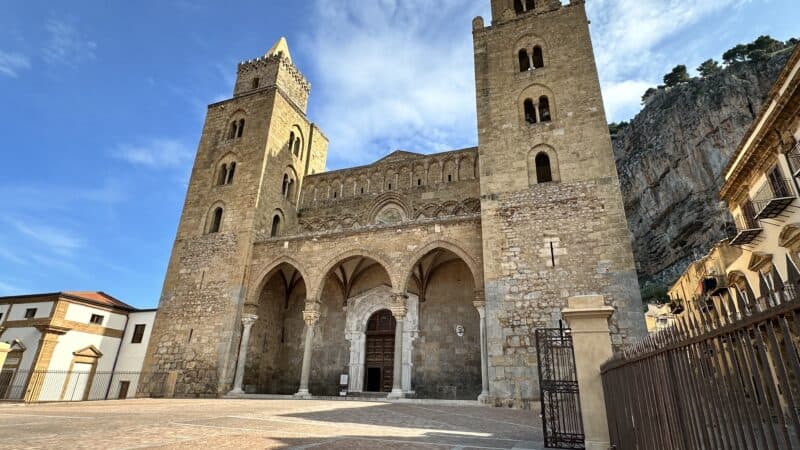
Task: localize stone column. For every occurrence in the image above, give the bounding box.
[561,295,615,450]
[388,293,407,399]
[25,326,68,402]
[474,290,490,403]
[295,307,320,398]
[228,314,258,395]
[0,342,9,370]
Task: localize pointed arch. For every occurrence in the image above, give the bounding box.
[401,240,483,293]
[311,249,398,302]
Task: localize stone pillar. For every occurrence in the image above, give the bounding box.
[561,295,615,450]
[388,293,407,399]
[474,290,490,403]
[25,326,68,403]
[295,306,320,398]
[0,342,9,370]
[228,314,258,395]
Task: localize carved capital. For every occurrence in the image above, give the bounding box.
[241,314,258,327]
[390,305,407,319]
[302,310,321,326]
[474,289,485,303]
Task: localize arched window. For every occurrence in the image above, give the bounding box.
[270,215,280,237]
[514,0,524,14]
[518,49,530,72]
[535,152,552,183]
[209,207,223,234]
[228,122,238,140]
[217,164,228,185]
[538,96,551,122]
[237,119,245,138]
[524,99,537,124]
[532,46,544,69]
[294,137,301,157]
[289,131,295,150]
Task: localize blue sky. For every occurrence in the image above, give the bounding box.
[0,0,796,308]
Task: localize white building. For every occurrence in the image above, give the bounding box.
[0,292,157,401]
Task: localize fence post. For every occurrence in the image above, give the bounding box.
[0,343,9,369]
[562,295,615,450]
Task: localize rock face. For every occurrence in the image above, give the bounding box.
[614,52,791,285]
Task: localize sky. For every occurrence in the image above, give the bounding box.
[0,0,796,309]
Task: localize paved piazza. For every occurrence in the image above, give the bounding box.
[0,398,544,449]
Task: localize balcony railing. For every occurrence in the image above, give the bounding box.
[787,141,800,177]
[753,177,796,219]
[730,210,763,246]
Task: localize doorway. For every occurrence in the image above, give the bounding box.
[364,309,395,392]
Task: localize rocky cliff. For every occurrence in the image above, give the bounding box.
[613,50,792,286]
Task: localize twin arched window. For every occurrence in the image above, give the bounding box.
[228,119,245,140]
[524,96,552,124]
[288,130,303,158]
[217,162,236,186]
[514,0,536,14]
[281,173,295,198]
[518,46,544,72]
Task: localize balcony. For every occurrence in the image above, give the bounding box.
[730,210,763,246]
[753,178,796,220]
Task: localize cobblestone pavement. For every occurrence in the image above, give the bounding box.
[0,398,544,449]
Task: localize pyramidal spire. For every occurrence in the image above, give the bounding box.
[265,37,292,63]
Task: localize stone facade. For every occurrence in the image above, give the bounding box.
[140,0,646,407]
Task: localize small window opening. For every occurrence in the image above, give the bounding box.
[25,308,37,319]
[536,152,553,183]
[228,122,238,140]
[360,187,365,194]
[188,329,193,342]
[388,183,392,190]
[252,77,260,89]
[539,96,551,122]
[237,119,245,138]
[218,164,228,185]
[526,0,536,11]
[518,49,531,72]
[132,324,146,343]
[447,174,452,182]
[333,191,338,198]
[294,138,301,157]
[524,99,537,124]
[282,174,290,196]
[417,179,422,186]
[289,132,295,150]
[90,314,104,325]
[209,207,223,233]
[271,215,281,237]
[514,0,524,14]
[532,46,544,69]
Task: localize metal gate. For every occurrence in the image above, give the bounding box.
[536,327,585,449]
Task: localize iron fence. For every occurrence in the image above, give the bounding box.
[0,370,168,402]
[602,284,800,450]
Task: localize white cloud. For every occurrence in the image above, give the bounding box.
[0,49,31,77]
[112,138,194,169]
[303,0,488,168]
[10,220,83,256]
[43,18,97,66]
[0,280,25,296]
[587,0,750,121]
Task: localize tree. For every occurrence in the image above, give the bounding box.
[788,38,799,47]
[663,65,690,87]
[723,44,748,64]
[697,59,721,78]
[748,35,783,55]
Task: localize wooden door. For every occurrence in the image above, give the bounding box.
[364,310,396,392]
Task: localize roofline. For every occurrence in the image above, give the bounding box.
[0,291,140,312]
[306,146,479,179]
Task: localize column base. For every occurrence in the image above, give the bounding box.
[387,389,405,399]
[294,389,312,399]
[477,391,489,403]
[227,388,245,396]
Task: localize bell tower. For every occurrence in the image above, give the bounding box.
[473,0,646,404]
[140,38,328,396]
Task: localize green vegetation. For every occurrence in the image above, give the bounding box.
[663,65,690,87]
[697,59,722,78]
[640,283,670,305]
[608,121,629,135]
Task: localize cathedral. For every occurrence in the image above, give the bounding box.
[140,0,646,407]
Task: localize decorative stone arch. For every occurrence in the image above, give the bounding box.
[428,160,442,185]
[329,178,342,199]
[527,144,561,185]
[310,249,399,302]
[344,285,419,393]
[513,33,548,71]
[401,239,484,293]
[458,155,475,181]
[442,158,457,183]
[384,169,398,191]
[203,200,226,234]
[289,124,305,159]
[248,256,311,307]
[518,83,557,125]
[355,173,369,195]
[367,193,412,224]
[225,109,248,140]
[281,165,299,201]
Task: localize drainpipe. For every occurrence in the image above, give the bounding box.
[104,312,130,400]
